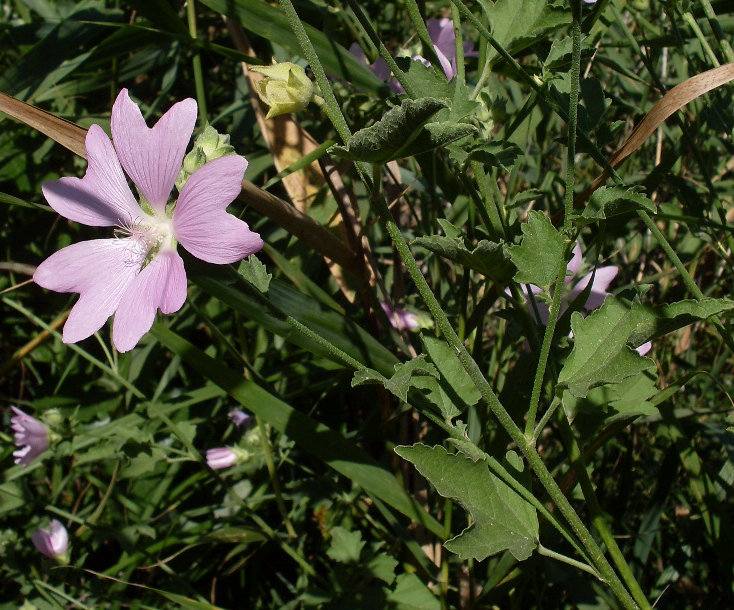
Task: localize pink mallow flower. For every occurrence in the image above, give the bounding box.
[524,245,651,356]
[11,407,49,466]
[34,89,263,352]
[32,520,69,563]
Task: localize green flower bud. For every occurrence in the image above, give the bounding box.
[250,62,314,119]
[176,123,238,191]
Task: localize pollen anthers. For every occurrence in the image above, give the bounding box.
[114,211,175,269]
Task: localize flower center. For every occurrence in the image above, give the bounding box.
[114,211,176,269]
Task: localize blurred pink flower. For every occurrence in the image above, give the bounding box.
[380,301,420,331]
[32,520,69,562]
[524,245,651,355]
[349,17,476,88]
[10,407,49,466]
[228,409,251,428]
[206,447,238,470]
[524,244,618,326]
[34,89,263,352]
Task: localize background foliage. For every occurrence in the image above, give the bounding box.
[2,0,734,608]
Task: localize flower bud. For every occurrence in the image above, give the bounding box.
[32,520,70,564]
[206,446,250,470]
[10,407,49,467]
[250,62,314,119]
[176,124,237,191]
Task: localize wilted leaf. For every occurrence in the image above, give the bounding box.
[330,98,448,164]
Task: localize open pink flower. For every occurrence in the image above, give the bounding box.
[11,407,49,466]
[32,520,69,562]
[34,89,263,352]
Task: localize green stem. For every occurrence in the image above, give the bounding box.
[345,0,418,98]
[451,4,466,84]
[532,395,562,443]
[556,415,652,610]
[637,210,734,353]
[277,0,353,143]
[186,0,207,122]
[699,0,734,63]
[681,11,720,67]
[537,543,600,579]
[525,6,581,438]
[369,163,640,610]
[257,415,297,537]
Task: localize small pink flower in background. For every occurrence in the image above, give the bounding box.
[206,447,238,470]
[524,244,618,326]
[420,18,478,80]
[228,409,251,428]
[11,407,49,466]
[380,301,420,331]
[524,245,652,356]
[350,17,477,88]
[34,89,263,353]
[32,520,69,563]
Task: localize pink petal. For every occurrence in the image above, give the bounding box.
[567,244,583,277]
[427,18,455,59]
[636,341,652,356]
[42,125,140,227]
[524,285,550,325]
[173,156,263,264]
[34,239,141,343]
[111,89,197,211]
[569,265,619,311]
[112,248,187,352]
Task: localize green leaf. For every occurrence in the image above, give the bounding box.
[351,355,439,402]
[422,336,481,409]
[411,376,462,421]
[564,372,658,439]
[395,444,538,561]
[413,230,515,282]
[507,211,565,291]
[479,0,571,66]
[387,573,441,610]
[189,264,399,378]
[327,526,365,563]
[576,187,657,226]
[153,325,443,537]
[558,298,657,397]
[409,121,478,154]
[450,140,523,170]
[626,297,734,348]
[330,98,449,164]
[366,553,398,585]
[237,254,271,294]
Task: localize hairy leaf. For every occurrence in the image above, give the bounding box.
[395,444,538,561]
[352,356,439,402]
[507,211,565,291]
[330,98,449,163]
